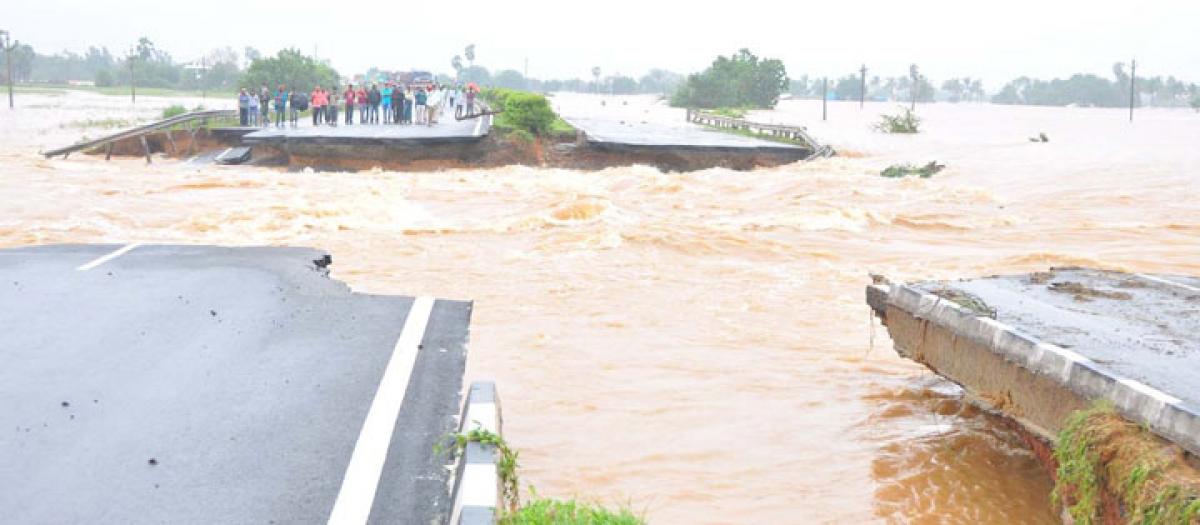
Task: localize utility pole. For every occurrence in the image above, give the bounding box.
[859,64,867,109]
[1129,58,1137,122]
[128,47,137,104]
[1,30,13,109]
[909,64,919,112]
[822,77,828,121]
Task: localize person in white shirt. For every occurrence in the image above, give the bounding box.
[426,86,444,126]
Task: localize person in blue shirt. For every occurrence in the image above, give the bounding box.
[273,84,288,129]
[381,83,394,124]
[237,89,250,126]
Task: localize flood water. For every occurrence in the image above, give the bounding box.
[2,91,1198,524]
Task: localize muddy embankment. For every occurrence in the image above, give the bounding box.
[87,130,810,172]
[875,301,1200,524]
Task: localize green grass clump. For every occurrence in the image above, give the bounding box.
[499,496,644,525]
[438,426,643,523]
[1052,401,1200,525]
[712,106,749,119]
[547,117,576,139]
[162,104,188,119]
[881,161,945,179]
[875,106,921,133]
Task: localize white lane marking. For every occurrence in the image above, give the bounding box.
[328,296,435,525]
[1135,273,1200,294]
[76,243,141,271]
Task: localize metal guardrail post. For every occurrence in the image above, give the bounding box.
[450,381,503,525]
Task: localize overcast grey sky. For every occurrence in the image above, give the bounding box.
[6,0,1199,88]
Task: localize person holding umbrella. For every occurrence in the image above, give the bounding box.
[465,83,478,114]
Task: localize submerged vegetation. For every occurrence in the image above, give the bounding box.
[875,107,921,133]
[441,426,643,524]
[1053,402,1200,525]
[881,162,945,179]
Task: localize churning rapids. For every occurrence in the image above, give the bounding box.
[2,91,1198,524]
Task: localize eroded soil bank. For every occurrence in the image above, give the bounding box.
[84,130,811,172]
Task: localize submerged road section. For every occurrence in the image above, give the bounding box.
[0,244,471,524]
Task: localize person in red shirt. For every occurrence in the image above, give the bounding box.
[343,85,356,125]
[356,86,369,124]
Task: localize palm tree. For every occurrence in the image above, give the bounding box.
[465,44,476,70]
[451,55,463,81]
[591,66,601,93]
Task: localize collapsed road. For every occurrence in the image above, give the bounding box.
[0,244,472,524]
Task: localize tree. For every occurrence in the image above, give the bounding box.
[493,69,527,90]
[239,48,338,91]
[941,78,965,102]
[243,47,261,64]
[465,44,476,69]
[0,41,35,83]
[638,69,682,94]
[608,75,638,94]
[670,48,788,109]
[991,71,1128,107]
[451,55,463,80]
[833,74,861,101]
[1189,92,1200,112]
[461,65,490,85]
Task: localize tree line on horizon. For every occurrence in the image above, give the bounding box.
[2,39,1199,110]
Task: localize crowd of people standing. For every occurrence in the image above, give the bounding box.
[237,82,478,129]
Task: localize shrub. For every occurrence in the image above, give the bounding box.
[875,107,921,133]
[500,92,557,135]
[162,104,187,119]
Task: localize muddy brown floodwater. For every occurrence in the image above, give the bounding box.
[3,91,1198,524]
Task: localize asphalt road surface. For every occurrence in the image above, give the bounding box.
[920,268,1200,409]
[0,244,471,524]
